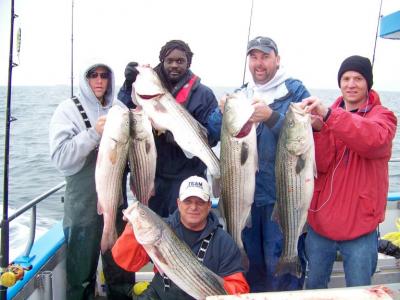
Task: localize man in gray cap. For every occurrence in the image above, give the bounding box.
[208,36,310,292]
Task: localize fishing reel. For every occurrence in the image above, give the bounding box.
[0,264,31,288]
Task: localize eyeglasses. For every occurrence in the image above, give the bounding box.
[87,72,110,79]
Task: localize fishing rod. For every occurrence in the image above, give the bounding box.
[371,0,383,68]
[242,0,254,86]
[71,0,74,98]
[1,0,19,298]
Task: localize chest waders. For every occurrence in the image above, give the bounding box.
[138,231,215,300]
[66,97,135,300]
[63,97,103,300]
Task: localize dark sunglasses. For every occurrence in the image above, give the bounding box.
[87,72,110,79]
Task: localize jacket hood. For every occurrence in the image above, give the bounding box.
[248,66,290,93]
[332,89,381,114]
[78,62,115,107]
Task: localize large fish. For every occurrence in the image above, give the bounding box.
[124,201,227,300]
[96,105,130,253]
[274,102,316,277]
[220,92,258,269]
[128,108,156,206]
[132,66,220,180]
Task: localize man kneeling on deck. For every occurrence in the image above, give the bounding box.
[112,176,249,299]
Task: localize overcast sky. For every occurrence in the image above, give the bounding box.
[0,0,399,91]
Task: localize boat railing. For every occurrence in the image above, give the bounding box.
[0,182,66,258]
[2,157,400,258]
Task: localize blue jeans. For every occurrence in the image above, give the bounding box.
[242,203,306,292]
[305,226,378,289]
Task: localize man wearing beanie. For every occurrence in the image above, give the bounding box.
[300,55,397,288]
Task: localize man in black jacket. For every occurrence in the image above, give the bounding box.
[118,40,219,217]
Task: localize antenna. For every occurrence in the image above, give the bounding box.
[372,0,383,68]
[242,0,254,86]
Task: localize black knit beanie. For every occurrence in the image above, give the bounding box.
[337,55,373,90]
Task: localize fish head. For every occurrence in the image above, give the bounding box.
[284,103,313,155]
[106,105,130,143]
[123,201,163,246]
[133,66,166,103]
[223,92,255,138]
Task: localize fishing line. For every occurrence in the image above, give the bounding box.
[372,0,383,68]
[241,0,254,86]
[309,97,369,213]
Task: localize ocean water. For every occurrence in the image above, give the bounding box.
[0,85,399,260]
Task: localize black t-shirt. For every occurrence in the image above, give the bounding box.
[181,225,203,248]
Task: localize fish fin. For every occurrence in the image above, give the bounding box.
[211,176,221,198]
[313,156,318,178]
[97,200,104,215]
[241,248,250,272]
[153,246,168,269]
[153,99,167,113]
[193,119,209,140]
[295,155,305,174]
[271,203,282,231]
[100,226,118,254]
[240,142,249,166]
[145,140,152,154]
[108,139,118,164]
[216,198,226,228]
[244,212,252,228]
[182,149,195,159]
[275,256,303,278]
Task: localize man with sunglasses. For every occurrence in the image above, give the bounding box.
[49,63,134,299]
[208,36,310,292]
[118,40,219,218]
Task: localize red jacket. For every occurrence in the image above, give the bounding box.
[307,90,397,240]
[112,224,250,295]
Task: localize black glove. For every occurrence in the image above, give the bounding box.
[378,239,400,259]
[124,61,139,85]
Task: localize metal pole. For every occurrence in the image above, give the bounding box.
[70,0,74,97]
[37,271,53,300]
[1,0,16,298]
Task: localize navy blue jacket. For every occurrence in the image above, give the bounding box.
[167,210,245,276]
[208,78,310,206]
[118,71,218,181]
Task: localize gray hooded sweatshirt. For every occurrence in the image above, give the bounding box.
[49,62,116,176]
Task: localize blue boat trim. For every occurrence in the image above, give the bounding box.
[7,222,65,299]
[388,192,400,202]
[380,11,400,39]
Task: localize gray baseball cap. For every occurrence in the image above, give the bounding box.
[247,36,278,55]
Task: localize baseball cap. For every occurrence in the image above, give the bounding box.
[179,176,210,202]
[247,36,278,55]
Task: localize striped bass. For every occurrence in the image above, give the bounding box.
[133,66,220,180]
[96,105,130,253]
[124,201,227,299]
[128,108,156,206]
[220,92,257,269]
[274,102,316,277]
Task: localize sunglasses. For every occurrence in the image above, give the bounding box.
[87,72,110,79]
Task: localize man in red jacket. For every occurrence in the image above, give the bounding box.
[112,176,249,299]
[300,55,397,288]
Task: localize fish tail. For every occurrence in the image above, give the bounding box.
[275,256,302,278]
[100,223,118,254]
[240,248,250,272]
